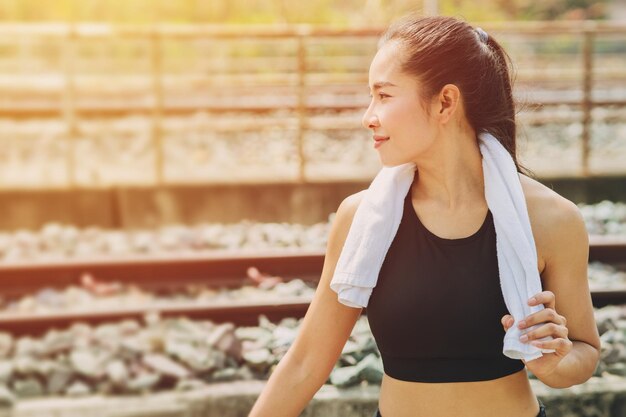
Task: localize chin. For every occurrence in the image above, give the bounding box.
[378,152,411,168]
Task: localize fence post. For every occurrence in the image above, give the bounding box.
[581,25,594,177]
[62,22,77,188]
[296,27,308,184]
[150,26,164,186]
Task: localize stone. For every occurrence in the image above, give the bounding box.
[35,287,65,309]
[242,348,273,373]
[329,364,361,388]
[68,323,93,349]
[340,340,361,357]
[14,338,43,357]
[601,343,626,365]
[93,323,123,343]
[207,323,242,359]
[41,330,74,355]
[143,311,162,327]
[175,378,206,392]
[12,378,44,398]
[211,367,240,383]
[70,350,104,379]
[46,366,73,395]
[120,336,149,357]
[0,334,13,358]
[143,354,190,380]
[126,372,160,393]
[106,360,129,385]
[272,325,299,350]
[0,361,13,384]
[235,327,273,346]
[0,384,15,407]
[119,319,142,335]
[65,380,91,397]
[258,315,277,332]
[329,352,383,388]
[357,354,383,384]
[13,356,38,375]
[588,262,626,290]
[600,329,624,344]
[165,341,219,373]
[35,359,64,378]
[277,279,314,297]
[606,362,626,377]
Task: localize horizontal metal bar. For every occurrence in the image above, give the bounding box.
[0,21,624,38]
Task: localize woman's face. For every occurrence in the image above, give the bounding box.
[362,41,438,167]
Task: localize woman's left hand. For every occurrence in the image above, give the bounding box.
[501,290,573,378]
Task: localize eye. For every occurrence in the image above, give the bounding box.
[368,93,390,100]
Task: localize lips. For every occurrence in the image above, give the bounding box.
[373,135,389,149]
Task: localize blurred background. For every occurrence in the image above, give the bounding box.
[0,0,624,228]
[0,1,624,416]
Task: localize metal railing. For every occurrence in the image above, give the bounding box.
[0,21,624,188]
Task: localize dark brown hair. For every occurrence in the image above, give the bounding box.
[379,14,532,176]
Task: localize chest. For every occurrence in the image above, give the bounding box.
[412,203,546,275]
[366,215,510,358]
[370,215,505,313]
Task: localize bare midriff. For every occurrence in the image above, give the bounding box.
[378,368,540,417]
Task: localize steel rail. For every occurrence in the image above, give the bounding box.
[0,237,624,335]
[0,249,324,296]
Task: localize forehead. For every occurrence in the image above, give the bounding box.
[368,41,409,85]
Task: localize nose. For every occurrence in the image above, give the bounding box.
[361,102,379,130]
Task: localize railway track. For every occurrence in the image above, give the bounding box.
[0,236,624,335]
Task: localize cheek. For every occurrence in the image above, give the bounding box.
[394,99,423,122]
[383,103,412,126]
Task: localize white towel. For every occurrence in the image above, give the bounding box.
[330,131,555,362]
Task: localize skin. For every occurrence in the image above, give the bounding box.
[248,39,601,417]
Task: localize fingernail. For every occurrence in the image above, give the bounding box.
[520,334,528,342]
[518,320,526,329]
[528,297,536,305]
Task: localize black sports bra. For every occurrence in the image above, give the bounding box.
[365,187,525,382]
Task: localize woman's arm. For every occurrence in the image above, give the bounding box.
[530,198,600,388]
[512,183,602,389]
[248,191,366,417]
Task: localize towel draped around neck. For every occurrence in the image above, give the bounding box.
[330,131,555,362]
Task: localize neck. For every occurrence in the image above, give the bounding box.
[411,129,484,210]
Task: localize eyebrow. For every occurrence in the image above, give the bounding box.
[370,81,397,91]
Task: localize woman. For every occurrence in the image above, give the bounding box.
[249,14,600,417]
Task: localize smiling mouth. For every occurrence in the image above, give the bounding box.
[373,137,389,149]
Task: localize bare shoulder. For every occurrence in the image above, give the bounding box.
[338,189,367,216]
[519,174,584,227]
[330,190,368,237]
[519,174,588,264]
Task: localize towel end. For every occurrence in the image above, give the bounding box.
[337,298,366,309]
[330,283,371,308]
[503,332,554,362]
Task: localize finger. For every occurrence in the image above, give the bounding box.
[518,308,562,330]
[519,322,569,343]
[530,338,573,356]
[501,315,514,331]
[528,290,556,310]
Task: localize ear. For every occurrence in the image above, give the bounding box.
[435,84,461,124]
